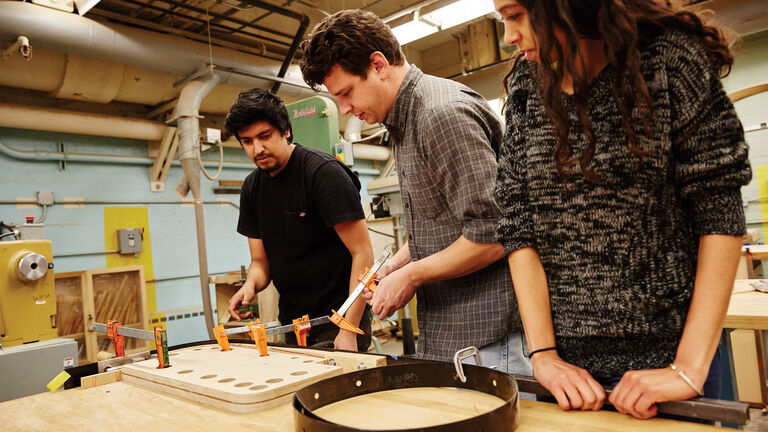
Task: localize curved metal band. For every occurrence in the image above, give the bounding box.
[293,362,520,432]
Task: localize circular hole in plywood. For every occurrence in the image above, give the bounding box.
[250,385,268,391]
[200,375,217,380]
[177,370,194,374]
[266,378,283,384]
[218,378,235,383]
[234,382,253,388]
[355,380,362,387]
[290,371,308,376]
[314,392,320,400]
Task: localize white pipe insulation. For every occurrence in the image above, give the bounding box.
[0,103,166,140]
[344,117,391,161]
[0,1,316,100]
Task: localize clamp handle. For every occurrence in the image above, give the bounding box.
[154,325,170,368]
[213,324,231,351]
[329,309,365,335]
[357,267,380,293]
[293,315,311,347]
[246,320,268,356]
[106,320,125,357]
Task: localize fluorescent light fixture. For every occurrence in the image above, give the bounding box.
[74,0,101,15]
[391,0,496,45]
[391,20,439,45]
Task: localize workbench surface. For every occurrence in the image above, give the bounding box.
[0,380,719,431]
[727,280,768,330]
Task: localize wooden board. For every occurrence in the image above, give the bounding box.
[120,344,341,413]
[314,387,507,429]
[274,346,387,372]
[726,291,768,330]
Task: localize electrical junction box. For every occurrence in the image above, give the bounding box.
[201,128,221,144]
[18,222,44,240]
[333,141,355,167]
[118,228,143,254]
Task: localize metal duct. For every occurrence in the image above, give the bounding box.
[344,117,364,142]
[0,1,317,100]
[175,74,221,340]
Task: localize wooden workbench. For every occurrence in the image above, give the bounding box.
[0,348,723,432]
[0,381,721,432]
[728,280,768,330]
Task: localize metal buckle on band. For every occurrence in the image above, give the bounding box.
[453,346,481,383]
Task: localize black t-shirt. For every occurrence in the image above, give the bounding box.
[237,144,365,325]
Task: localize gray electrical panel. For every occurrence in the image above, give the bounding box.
[118,228,143,254]
[0,338,78,402]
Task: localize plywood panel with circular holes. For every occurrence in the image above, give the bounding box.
[120,344,341,413]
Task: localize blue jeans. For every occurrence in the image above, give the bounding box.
[461,332,534,400]
[460,331,533,375]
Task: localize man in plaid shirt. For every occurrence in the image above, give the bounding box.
[299,9,530,372]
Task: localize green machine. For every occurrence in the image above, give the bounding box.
[286,96,352,164]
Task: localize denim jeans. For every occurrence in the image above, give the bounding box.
[460,332,534,399]
[465,331,532,375]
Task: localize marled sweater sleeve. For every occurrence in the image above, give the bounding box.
[495,63,535,254]
[668,35,752,236]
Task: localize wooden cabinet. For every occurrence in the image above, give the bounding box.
[54,266,149,364]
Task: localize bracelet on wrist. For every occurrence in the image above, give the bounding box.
[527,346,557,359]
[669,364,705,396]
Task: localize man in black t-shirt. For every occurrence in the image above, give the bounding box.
[224,88,373,352]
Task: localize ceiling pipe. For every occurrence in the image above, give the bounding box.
[0,103,166,141]
[0,1,315,100]
[174,73,221,340]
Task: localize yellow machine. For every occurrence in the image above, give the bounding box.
[0,240,57,347]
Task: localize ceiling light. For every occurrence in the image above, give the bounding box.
[391,20,439,45]
[390,0,496,45]
[74,0,101,15]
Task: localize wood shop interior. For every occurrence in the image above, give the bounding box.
[1,0,767,430]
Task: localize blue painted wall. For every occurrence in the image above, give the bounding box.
[0,127,251,346]
[0,125,379,346]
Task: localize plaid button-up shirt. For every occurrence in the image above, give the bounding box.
[382,66,522,361]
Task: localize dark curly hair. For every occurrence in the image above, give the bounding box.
[503,0,735,185]
[225,88,292,143]
[299,9,405,91]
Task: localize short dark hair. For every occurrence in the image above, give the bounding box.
[299,9,405,91]
[225,88,292,143]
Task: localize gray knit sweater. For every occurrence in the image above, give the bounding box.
[495,28,751,377]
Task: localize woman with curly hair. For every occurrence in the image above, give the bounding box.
[493,0,751,419]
